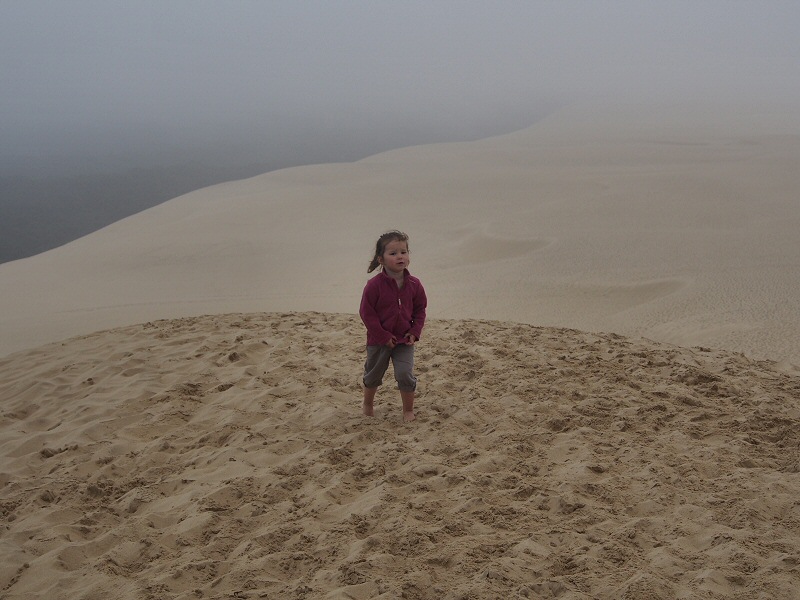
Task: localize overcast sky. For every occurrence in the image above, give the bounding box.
[2,1,800,168]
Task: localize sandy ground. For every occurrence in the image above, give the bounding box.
[1,312,798,599]
[1,100,799,598]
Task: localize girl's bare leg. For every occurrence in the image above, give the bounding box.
[400,390,415,422]
[362,387,377,416]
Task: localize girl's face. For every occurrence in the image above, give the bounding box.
[379,239,409,275]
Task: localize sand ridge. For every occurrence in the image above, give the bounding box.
[1,101,799,365]
[1,312,798,599]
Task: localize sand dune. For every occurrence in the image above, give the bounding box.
[0,100,799,366]
[1,100,800,598]
[1,312,798,599]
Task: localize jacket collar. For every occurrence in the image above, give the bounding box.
[380,267,411,283]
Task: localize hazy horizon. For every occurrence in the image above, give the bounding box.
[2,1,800,262]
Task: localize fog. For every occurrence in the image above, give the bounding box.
[2,1,799,262]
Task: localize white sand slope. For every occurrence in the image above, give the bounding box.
[1,100,798,366]
[1,312,798,599]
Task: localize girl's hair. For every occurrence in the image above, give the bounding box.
[368,230,409,273]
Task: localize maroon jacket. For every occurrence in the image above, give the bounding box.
[360,269,427,346]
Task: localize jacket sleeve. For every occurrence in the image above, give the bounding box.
[408,280,427,340]
[359,280,394,346]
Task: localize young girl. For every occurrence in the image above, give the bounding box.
[359,231,427,422]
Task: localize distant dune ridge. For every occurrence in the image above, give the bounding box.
[1,100,800,598]
[0,100,799,365]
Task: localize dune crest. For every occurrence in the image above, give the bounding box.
[1,312,798,599]
[1,101,799,364]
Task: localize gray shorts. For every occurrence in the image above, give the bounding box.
[363,344,417,392]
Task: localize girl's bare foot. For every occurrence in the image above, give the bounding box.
[400,391,415,422]
[363,387,377,417]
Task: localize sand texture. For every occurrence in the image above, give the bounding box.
[1,312,799,599]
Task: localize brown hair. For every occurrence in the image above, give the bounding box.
[368,230,409,273]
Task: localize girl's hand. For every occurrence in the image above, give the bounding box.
[387,336,398,349]
[404,334,417,346]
